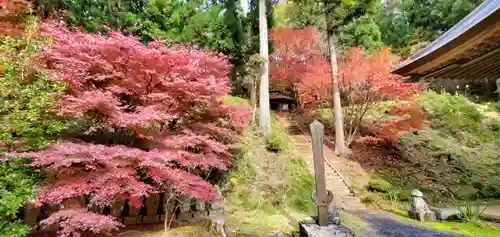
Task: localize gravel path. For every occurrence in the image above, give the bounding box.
[358,212,461,237]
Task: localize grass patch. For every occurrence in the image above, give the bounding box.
[339,211,371,235]
[423,221,500,237]
[265,115,292,153]
[223,95,251,107]
[224,110,315,235]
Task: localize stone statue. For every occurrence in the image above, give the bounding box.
[209,185,226,236]
[411,189,429,212]
[408,189,435,221]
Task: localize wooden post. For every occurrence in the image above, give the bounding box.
[310,120,329,226]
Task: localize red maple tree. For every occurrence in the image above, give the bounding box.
[295,55,332,109]
[338,47,423,145]
[10,24,249,237]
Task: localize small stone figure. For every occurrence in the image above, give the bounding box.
[209,185,227,236]
[209,185,223,215]
[408,189,436,221]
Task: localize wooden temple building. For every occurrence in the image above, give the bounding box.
[393,0,500,98]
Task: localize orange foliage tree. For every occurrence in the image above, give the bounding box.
[338,47,422,146]
[0,0,32,36]
[269,27,331,109]
[296,55,332,109]
[269,27,423,145]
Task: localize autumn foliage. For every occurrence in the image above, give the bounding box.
[339,47,419,101]
[269,27,423,144]
[269,27,331,108]
[269,27,420,111]
[0,0,32,36]
[9,24,248,236]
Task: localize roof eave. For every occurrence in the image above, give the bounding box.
[393,0,500,76]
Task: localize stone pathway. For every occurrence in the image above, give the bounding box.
[359,213,461,237]
[277,116,365,211]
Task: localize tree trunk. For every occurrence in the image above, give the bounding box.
[258,0,271,136]
[327,31,346,155]
[250,78,257,123]
[250,79,256,106]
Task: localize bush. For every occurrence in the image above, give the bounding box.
[368,179,392,193]
[0,158,39,237]
[9,24,248,236]
[265,116,290,153]
[360,192,380,205]
[266,133,285,152]
[0,20,69,151]
[0,19,66,237]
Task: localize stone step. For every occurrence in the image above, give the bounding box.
[326,184,349,190]
[284,119,365,211]
[342,197,362,203]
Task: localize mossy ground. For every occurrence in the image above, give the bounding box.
[423,221,500,237]
[223,96,316,235]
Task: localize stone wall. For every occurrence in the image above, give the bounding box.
[23,193,211,232]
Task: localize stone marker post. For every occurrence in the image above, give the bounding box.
[310,120,333,226]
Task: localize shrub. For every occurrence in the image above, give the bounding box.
[368,179,392,193]
[0,158,39,237]
[8,24,249,236]
[0,33,69,151]
[361,192,379,205]
[266,133,285,152]
[0,18,67,237]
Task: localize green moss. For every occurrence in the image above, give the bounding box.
[424,222,500,237]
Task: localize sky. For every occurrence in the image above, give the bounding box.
[241,0,249,14]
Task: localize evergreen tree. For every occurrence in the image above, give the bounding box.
[377,0,483,57]
[285,0,382,52]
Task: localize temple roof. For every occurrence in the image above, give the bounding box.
[393,0,500,80]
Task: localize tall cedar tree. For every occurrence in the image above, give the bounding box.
[9,24,249,237]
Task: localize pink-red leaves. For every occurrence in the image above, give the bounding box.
[9,23,249,236]
[39,209,122,237]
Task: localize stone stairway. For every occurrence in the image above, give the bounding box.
[279,117,366,211]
